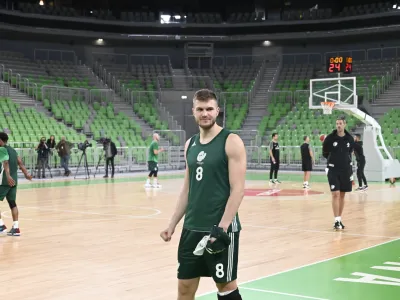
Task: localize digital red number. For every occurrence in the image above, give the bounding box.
[345,63,352,72]
[335,63,341,71]
[328,64,334,72]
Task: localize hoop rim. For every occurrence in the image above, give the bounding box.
[320,101,336,107]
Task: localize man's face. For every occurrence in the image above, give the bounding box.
[192,99,219,130]
[0,140,4,147]
[273,134,278,141]
[336,120,346,133]
[305,136,310,143]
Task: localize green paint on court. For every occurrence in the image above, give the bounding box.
[17,171,383,190]
[197,239,400,300]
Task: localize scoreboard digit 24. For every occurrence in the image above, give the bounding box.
[326,56,353,74]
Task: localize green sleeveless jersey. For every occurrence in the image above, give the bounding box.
[0,146,18,186]
[183,128,241,233]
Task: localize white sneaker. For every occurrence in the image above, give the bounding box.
[144,183,152,188]
[152,183,162,188]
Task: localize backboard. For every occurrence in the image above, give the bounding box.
[309,76,358,111]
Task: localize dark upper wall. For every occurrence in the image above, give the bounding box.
[1,37,400,67]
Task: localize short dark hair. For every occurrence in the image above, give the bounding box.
[336,115,346,123]
[355,134,361,139]
[272,132,278,138]
[193,89,218,105]
[303,135,309,141]
[0,132,8,143]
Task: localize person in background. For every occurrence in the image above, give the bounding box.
[47,135,56,168]
[353,134,368,191]
[56,136,73,176]
[103,138,117,178]
[36,136,50,179]
[300,136,315,189]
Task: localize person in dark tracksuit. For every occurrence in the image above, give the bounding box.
[353,134,368,191]
[322,115,355,231]
[269,132,281,184]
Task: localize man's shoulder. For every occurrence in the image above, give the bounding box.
[5,145,16,154]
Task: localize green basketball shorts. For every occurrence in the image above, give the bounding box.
[0,185,17,203]
[177,228,240,283]
[147,161,158,172]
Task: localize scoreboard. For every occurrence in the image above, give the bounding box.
[326,56,353,74]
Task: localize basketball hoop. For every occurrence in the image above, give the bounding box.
[321,102,335,114]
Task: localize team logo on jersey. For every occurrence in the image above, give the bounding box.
[333,142,338,147]
[347,142,350,148]
[197,151,207,162]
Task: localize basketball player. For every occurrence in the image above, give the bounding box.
[160,89,246,300]
[322,116,355,230]
[300,136,314,189]
[0,132,32,236]
[269,132,281,183]
[145,133,164,188]
[353,134,368,191]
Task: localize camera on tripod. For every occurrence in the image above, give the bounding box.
[78,140,92,152]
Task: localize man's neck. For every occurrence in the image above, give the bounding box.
[337,130,345,137]
[199,124,222,142]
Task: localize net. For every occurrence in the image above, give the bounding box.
[321,101,335,114]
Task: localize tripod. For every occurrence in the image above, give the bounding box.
[93,151,105,178]
[74,150,90,179]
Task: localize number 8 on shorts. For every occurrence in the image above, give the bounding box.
[204,232,240,283]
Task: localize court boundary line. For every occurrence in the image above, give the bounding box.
[197,237,400,298]
[245,224,400,239]
[239,287,329,300]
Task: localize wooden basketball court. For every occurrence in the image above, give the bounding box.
[0,171,399,300]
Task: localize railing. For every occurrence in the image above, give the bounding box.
[155,98,181,131]
[153,129,186,146]
[11,144,400,178]
[7,143,400,178]
[130,90,160,105]
[0,82,10,97]
[282,52,323,65]
[157,75,214,91]
[34,49,78,64]
[89,89,115,104]
[130,54,171,66]
[268,90,294,106]
[12,146,185,177]
[42,86,90,103]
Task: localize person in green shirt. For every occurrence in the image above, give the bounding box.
[0,132,32,236]
[145,133,164,188]
[160,89,247,300]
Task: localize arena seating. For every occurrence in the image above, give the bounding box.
[380,108,400,157]
[275,63,316,92]
[190,61,262,130]
[190,63,260,92]
[0,51,98,100]
[115,63,172,91]
[11,1,397,24]
[338,2,393,17]
[0,97,86,146]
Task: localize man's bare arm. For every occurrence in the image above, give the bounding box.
[309,147,315,164]
[3,160,11,178]
[18,156,32,180]
[219,134,247,231]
